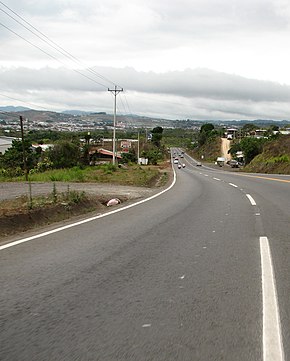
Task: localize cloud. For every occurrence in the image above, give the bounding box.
[1,65,290,120]
[1,0,290,120]
[92,67,290,102]
[2,66,290,102]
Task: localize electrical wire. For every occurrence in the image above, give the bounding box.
[0,1,118,87]
[0,93,53,111]
[0,2,143,120]
[0,21,109,89]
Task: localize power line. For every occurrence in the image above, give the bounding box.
[0,93,53,111]
[0,2,135,123]
[0,1,118,87]
[123,93,134,116]
[0,20,111,89]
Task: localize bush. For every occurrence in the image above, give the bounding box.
[100,163,117,173]
[47,141,80,169]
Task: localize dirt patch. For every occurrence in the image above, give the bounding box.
[221,138,232,161]
[0,194,132,239]
[0,164,173,243]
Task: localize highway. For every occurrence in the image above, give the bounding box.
[1,151,289,360]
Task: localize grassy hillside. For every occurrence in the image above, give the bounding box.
[189,136,221,162]
[244,135,290,174]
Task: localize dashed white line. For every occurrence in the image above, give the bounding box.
[260,236,284,361]
[246,194,257,206]
[213,177,221,181]
[229,183,238,188]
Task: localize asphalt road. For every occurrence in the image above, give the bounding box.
[1,151,289,360]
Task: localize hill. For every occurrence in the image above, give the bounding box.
[189,136,221,162]
[0,106,30,112]
[244,135,290,174]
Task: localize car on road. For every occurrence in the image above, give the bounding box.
[173,159,179,164]
[178,164,182,169]
[196,162,202,166]
[228,160,239,168]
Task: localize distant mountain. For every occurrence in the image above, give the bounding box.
[62,110,94,116]
[0,106,31,112]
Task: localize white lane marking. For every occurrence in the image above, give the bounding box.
[246,194,257,206]
[204,174,208,177]
[142,324,151,328]
[229,183,238,188]
[179,275,185,279]
[0,169,177,251]
[260,236,284,361]
[213,177,221,181]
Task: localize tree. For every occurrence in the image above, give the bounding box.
[0,139,38,175]
[151,126,163,147]
[141,149,162,165]
[229,142,242,157]
[121,150,137,163]
[241,123,258,136]
[47,141,80,168]
[200,123,214,134]
[239,137,265,164]
[197,123,215,147]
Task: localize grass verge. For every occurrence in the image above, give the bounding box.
[0,190,129,238]
[0,162,172,240]
[0,164,166,187]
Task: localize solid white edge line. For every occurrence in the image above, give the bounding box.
[229,183,238,188]
[246,194,257,206]
[260,236,284,361]
[0,168,177,251]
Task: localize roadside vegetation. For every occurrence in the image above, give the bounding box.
[227,124,290,174]
[243,134,290,174]
[187,123,223,161]
[0,163,166,187]
[0,126,171,238]
[0,126,170,182]
[0,186,113,238]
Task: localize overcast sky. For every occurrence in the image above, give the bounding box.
[1,0,290,120]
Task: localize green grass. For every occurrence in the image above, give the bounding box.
[266,155,290,163]
[244,153,290,174]
[0,164,162,187]
[188,136,221,162]
[0,188,88,215]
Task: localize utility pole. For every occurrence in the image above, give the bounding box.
[137,131,140,164]
[20,115,28,181]
[108,85,123,165]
